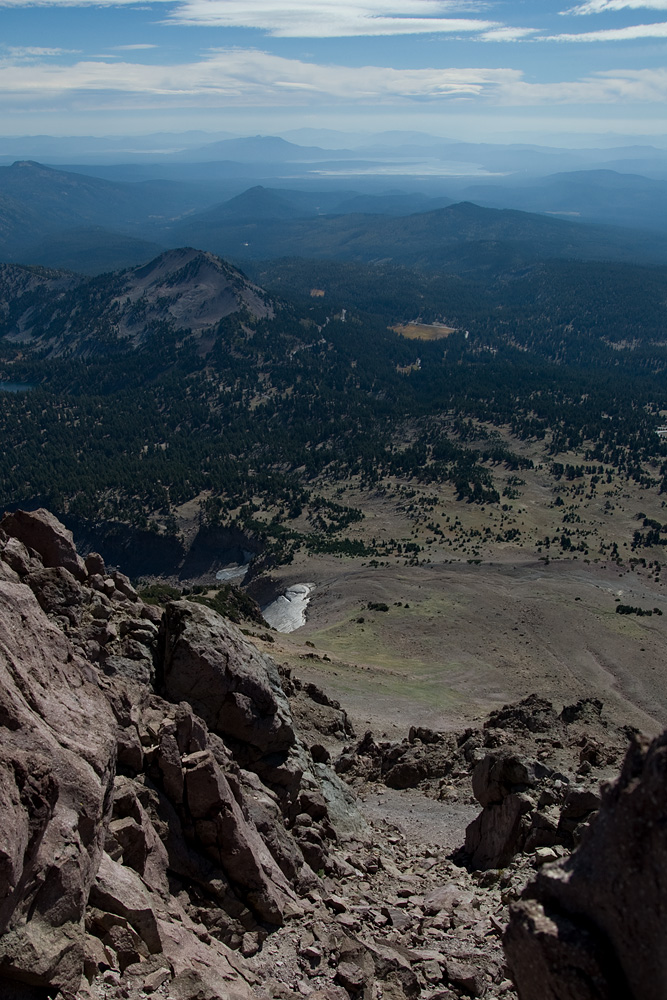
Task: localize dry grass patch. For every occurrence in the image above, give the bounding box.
[391,322,456,341]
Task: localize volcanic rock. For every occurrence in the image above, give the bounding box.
[0,577,116,992]
[1,507,87,581]
[160,600,295,756]
[505,729,667,1000]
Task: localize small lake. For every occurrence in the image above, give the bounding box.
[0,381,33,393]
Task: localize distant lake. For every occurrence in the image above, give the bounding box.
[0,381,33,393]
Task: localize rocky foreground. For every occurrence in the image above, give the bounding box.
[0,509,665,1000]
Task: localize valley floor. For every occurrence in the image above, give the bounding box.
[252,554,666,739]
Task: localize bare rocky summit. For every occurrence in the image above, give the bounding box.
[0,508,663,1000]
[0,247,272,356]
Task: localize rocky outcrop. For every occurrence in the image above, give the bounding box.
[3,507,663,1000]
[160,600,295,758]
[335,727,469,792]
[2,507,87,580]
[0,506,531,1000]
[504,729,667,1000]
[280,666,354,741]
[0,510,361,1000]
[464,754,538,870]
[0,575,116,992]
[462,697,627,872]
[336,695,626,875]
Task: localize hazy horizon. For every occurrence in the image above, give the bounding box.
[2,0,667,145]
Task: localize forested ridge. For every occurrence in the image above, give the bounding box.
[1,250,666,566]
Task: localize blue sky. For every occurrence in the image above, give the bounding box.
[1,0,667,141]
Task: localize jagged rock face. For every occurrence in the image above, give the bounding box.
[504,730,667,1000]
[160,600,296,757]
[0,576,116,992]
[3,506,663,1000]
[0,509,353,999]
[2,507,87,580]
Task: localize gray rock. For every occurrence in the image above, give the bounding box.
[505,730,667,1000]
[444,957,485,997]
[89,853,162,954]
[157,720,184,804]
[1,509,87,581]
[466,792,534,870]
[0,579,116,992]
[85,552,106,577]
[112,570,139,602]
[182,748,302,924]
[472,753,536,808]
[161,601,295,756]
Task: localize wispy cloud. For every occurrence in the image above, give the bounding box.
[477,26,539,41]
[0,48,666,109]
[546,20,667,39]
[0,49,513,100]
[0,0,173,5]
[113,43,158,49]
[563,0,667,13]
[166,0,499,37]
[0,0,500,36]
[3,45,78,56]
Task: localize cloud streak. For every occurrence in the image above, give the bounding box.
[3,45,78,56]
[477,26,539,41]
[166,0,499,37]
[0,47,666,110]
[0,0,501,37]
[0,49,512,100]
[546,20,667,39]
[0,0,173,5]
[564,0,667,13]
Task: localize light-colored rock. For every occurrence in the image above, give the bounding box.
[1,509,87,581]
[0,579,116,992]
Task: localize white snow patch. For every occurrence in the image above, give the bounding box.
[215,565,247,581]
[262,583,313,633]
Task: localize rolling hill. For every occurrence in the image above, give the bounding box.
[168,199,667,274]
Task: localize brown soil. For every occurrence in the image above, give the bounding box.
[252,554,666,741]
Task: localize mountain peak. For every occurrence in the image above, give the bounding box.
[4,248,273,355]
[116,248,273,335]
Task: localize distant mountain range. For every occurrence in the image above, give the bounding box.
[3,159,667,276]
[3,129,666,176]
[0,160,215,270]
[167,192,667,274]
[457,169,667,233]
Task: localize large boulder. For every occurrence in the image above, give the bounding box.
[182,748,302,923]
[160,601,295,757]
[0,578,116,992]
[504,730,667,1000]
[1,509,87,582]
[465,753,537,869]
